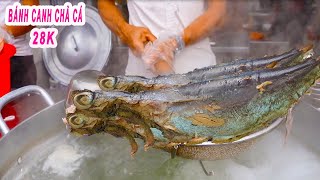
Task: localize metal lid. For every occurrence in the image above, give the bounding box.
[43,6,112,85]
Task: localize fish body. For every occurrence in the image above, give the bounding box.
[98,46,311,92]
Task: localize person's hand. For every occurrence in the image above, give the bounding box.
[142,32,185,75]
[120,24,156,57]
[142,39,177,75]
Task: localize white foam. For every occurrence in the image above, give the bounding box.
[42,144,84,177]
[6,129,320,179]
[174,129,320,180]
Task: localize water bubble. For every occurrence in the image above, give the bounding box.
[17,157,22,165]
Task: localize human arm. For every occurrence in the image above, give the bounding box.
[182,0,226,46]
[97,0,156,56]
[142,0,226,75]
[3,0,40,37]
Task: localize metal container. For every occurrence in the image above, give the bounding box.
[210,32,249,64]
[43,6,112,85]
[0,84,319,178]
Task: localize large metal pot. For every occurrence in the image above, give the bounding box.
[43,6,112,86]
[1,86,320,179]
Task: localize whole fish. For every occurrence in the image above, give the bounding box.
[98,45,313,92]
[65,47,320,156]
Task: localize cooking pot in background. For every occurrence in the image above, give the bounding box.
[43,5,112,86]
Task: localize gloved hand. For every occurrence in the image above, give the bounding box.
[142,31,185,75]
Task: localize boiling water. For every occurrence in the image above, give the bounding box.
[3,125,320,180]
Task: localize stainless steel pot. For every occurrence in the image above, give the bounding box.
[43,6,112,85]
[1,85,319,179]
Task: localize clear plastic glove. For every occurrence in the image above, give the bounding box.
[142,31,185,75]
[143,39,176,74]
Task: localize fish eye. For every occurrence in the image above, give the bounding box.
[98,76,117,91]
[67,114,87,129]
[73,91,95,110]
